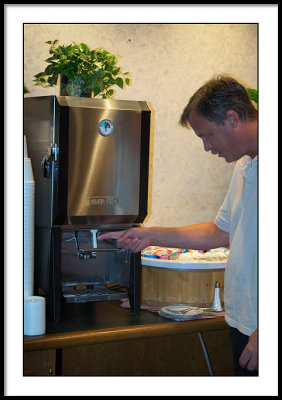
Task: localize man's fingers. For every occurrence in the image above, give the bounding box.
[98,231,124,241]
[239,339,258,371]
[98,228,149,253]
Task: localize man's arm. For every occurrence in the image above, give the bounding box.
[98,222,229,253]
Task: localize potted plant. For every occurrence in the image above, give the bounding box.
[34,40,131,98]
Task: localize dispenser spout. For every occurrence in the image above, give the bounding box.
[90,229,98,249]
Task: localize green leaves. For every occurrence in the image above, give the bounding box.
[115,77,123,89]
[24,83,30,94]
[247,88,258,104]
[33,40,131,98]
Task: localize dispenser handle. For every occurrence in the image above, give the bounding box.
[74,230,119,259]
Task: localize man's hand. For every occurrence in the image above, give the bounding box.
[239,329,258,371]
[98,223,229,253]
[98,228,151,253]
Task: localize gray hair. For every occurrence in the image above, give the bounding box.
[179,74,257,127]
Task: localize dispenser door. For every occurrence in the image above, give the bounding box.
[67,106,141,224]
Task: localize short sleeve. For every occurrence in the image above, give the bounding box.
[214,193,230,233]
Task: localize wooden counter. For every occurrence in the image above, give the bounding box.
[24,300,234,376]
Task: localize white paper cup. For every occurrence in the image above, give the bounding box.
[24,296,46,336]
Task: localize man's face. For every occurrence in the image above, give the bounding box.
[189,110,242,163]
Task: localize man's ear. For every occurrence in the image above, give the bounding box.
[225,110,240,128]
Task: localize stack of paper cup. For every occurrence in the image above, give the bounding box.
[24,148,35,297]
[24,296,46,336]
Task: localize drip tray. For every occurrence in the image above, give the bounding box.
[62,284,127,303]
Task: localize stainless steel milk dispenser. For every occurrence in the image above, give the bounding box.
[24,96,151,321]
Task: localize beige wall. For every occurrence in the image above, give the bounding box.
[24,23,257,227]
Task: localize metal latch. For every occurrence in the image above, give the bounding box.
[41,143,59,179]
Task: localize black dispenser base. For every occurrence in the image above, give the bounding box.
[47,227,141,322]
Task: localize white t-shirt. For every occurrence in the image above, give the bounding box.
[214,155,258,336]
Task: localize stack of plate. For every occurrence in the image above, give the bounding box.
[24,154,35,298]
[159,305,223,320]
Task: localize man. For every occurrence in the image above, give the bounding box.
[99,74,258,376]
